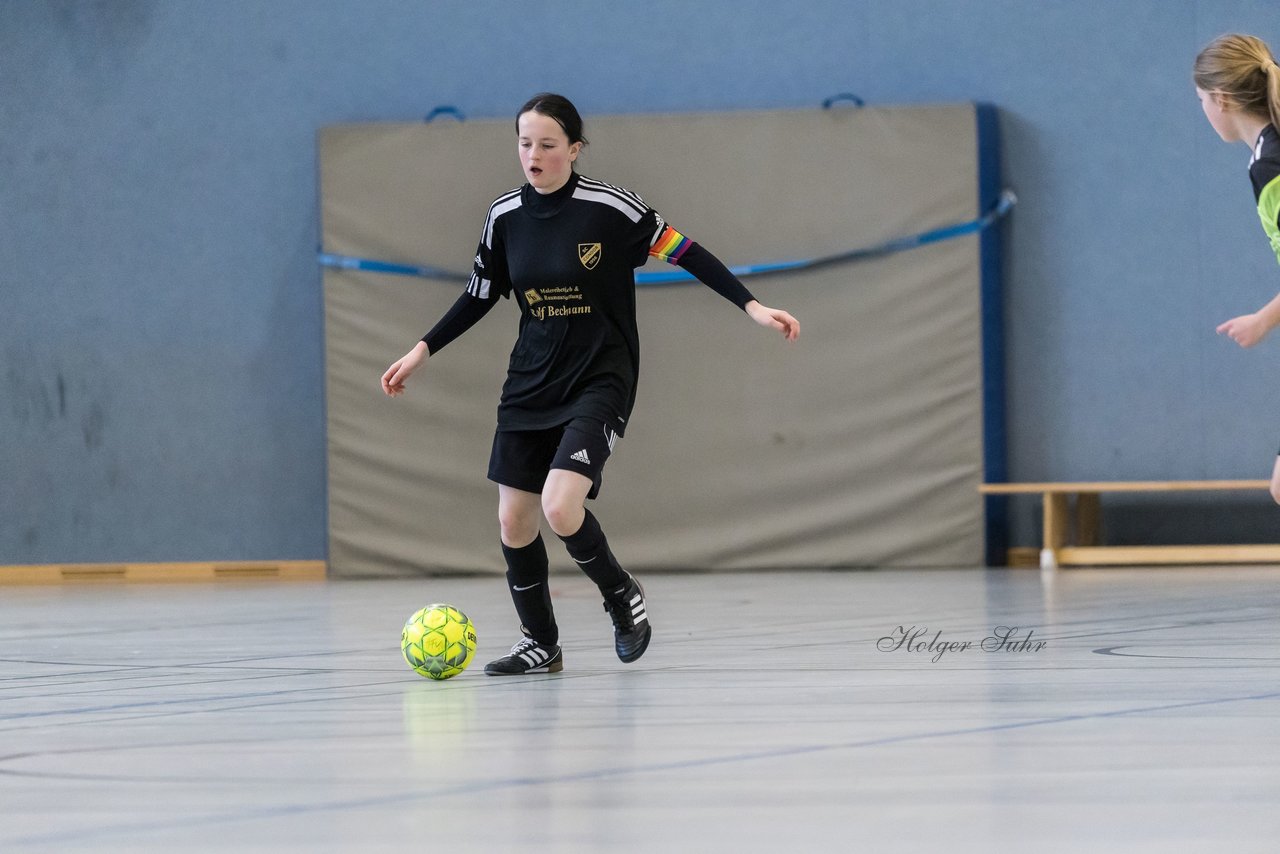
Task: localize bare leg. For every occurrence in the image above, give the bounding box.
[542,469,650,663]
[495,484,556,647]
[543,469,625,587]
[1269,456,1280,505]
[540,469,592,537]
[498,484,542,547]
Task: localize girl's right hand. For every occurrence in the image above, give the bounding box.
[381,341,430,396]
[1217,313,1270,349]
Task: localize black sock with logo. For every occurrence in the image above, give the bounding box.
[558,510,627,594]
[502,535,557,647]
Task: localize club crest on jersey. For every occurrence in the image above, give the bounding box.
[578,243,602,270]
[524,288,542,304]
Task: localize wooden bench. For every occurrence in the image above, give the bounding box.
[0,561,327,585]
[979,480,1278,568]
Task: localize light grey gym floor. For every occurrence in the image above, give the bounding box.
[2,566,1279,853]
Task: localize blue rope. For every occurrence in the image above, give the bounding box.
[821,92,866,109]
[424,105,465,123]
[317,189,1016,286]
[316,254,468,281]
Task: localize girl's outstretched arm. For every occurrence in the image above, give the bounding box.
[1217,289,1280,347]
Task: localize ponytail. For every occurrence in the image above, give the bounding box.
[1266,59,1280,129]
[1195,34,1280,128]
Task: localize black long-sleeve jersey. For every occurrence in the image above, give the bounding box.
[423,172,755,436]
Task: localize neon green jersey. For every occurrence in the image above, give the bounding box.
[1251,124,1280,265]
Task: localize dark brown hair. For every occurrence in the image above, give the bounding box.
[515,93,588,147]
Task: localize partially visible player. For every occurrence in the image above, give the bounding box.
[1197,34,1280,500]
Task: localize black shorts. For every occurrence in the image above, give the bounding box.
[488,417,621,500]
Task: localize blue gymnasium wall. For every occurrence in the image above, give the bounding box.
[3,0,1279,565]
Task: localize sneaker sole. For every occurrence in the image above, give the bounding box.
[483,659,564,676]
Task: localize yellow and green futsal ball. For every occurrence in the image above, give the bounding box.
[401,604,477,680]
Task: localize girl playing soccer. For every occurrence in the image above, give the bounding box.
[382,93,799,674]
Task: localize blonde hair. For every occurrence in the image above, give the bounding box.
[1194,33,1280,130]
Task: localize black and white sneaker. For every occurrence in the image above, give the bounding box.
[603,572,651,663]
[483,630,563,675]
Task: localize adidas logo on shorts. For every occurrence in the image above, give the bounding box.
[570,449,591,465]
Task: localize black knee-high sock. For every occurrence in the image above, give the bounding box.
[502,535,557,647]
[558,510,627,593]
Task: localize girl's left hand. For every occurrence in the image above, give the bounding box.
[746,301,800,342]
